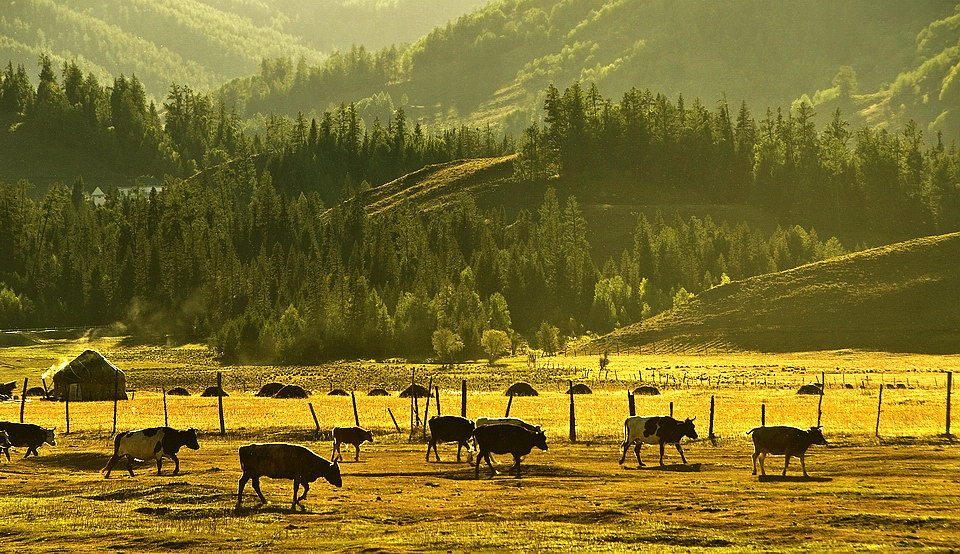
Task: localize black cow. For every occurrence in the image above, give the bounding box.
[0,421,57,458]
[332,426,373,462]
[473,423,548,479]
[619,415,698,467]
[101,427,200,477]
[236,443,342,513]
[748,425,827,477]
[426,415,475,462]
[0,430,11,461]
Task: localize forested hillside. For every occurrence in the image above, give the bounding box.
[215,0,957,136]
[2,55,959,360]
[802,5,960,139]
[0,0,485,100]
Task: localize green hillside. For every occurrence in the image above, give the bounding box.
[591,232,960,354]
[0,0,484,100]
[801,5,960,139]
[216,0,956,135]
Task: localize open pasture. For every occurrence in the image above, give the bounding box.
[1,339,959,550]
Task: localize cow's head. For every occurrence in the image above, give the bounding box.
[325,461,343,488]
[807,426,827,446]
[363,429,374,444]
[682,417,698,440]
[533,430,548,452]
[183,428,200,450]
[44,428,56,446]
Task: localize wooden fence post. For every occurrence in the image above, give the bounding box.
[761,403,765,426]
[388,408,402,433]
[19,378,28,423]
[461,380,467,418]
[568,380,576,443]
[423,377,433,439]
[875,385,883,437]
[112,370,119,434]
[708,395,716,444]
[308,402,320,437]
[628,391,635,416]
[217,372,225,436]
[669,401,674,418]
[163,388,169,427]
[504,394,513,417]
[817,386,824,427]
[65,393,70,434]
[434,385,441,416]
[946,372,952,436]
[351,391,360,426]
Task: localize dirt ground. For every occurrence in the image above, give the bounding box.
[0,432,958,552]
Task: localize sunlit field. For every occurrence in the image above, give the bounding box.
[1,338,959,551]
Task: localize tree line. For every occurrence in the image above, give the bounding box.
[516,82,960,240]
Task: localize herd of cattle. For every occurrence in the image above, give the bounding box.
[0,416,828,512]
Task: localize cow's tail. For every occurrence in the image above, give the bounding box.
[100,433,125,473]
[746,427,759,436]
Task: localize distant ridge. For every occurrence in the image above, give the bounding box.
[591,232,960,354]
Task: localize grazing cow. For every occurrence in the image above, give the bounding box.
[236,443,341,513]
[0,430,11,461]
[473,423,548,479]
[619,416,698,467]
[331,426,373,462]
[0,421,57,458]
[101,427,199,478]
[426,415,475,462]
[748,425,827,477]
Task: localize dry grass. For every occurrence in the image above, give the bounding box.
[2,339,960,551]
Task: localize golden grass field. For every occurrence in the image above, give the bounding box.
[1,337,959,551]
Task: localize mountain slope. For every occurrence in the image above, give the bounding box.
[217,0,956,135]
[590,232,960,354]
[0,0,484,100]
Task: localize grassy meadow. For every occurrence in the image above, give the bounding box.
[1,337,959,551]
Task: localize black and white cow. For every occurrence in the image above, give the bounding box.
[236,443,342,513]
[747,425,827,477]
[619,415,698,467]
[101,427,200,477]
[473,423,548,479]
[0,421,57,458]
[426,415,475,462]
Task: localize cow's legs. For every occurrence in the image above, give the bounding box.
[484,452,497,477]
[251,477,267,504]
[758,452,767,475]
[170,453,181,475]
[155,455,163,475]
[455,442,463,462]
[331,440,341,462]
[474,450,481,479]
[425,440,435,462]
[782,451,792,476]
[297,482,310,510]
[126,456,136,477]
[634,443,645,467]
[675,443,688,464]
[751,449,760,475]
[799,455,808,477]
[513,453,522,479]
[292,481,300,511]
[2,447,9,462]
[353,444,360,461]
[659,442,666,465]
[618,440,629,465]
[103,455,120,478]
[236,474,250,512]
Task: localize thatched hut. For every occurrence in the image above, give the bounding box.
[328,389,349,396]
[167,387,190,396]
[633,385,660,396]
[201,386,228,397]
[399,384,430,398]
[274,384,309,398]
[51,350,127,401]
[505,382,538,396]
[566,383,592,394]
[256,382,285,397]
[368,388,390,396]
